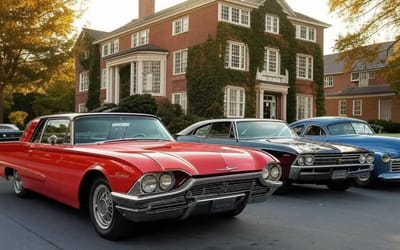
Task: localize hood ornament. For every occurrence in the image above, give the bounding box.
[216,166,237,172]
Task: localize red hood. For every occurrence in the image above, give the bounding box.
[74,141,269,176]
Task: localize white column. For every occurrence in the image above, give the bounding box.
[114,67,120,104]
[106,67,113,103]
[259,90,264,118]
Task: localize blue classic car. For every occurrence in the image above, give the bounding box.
[176,119,374,193]
[290,116,400,186]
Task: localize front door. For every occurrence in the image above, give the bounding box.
[263,94,276,119]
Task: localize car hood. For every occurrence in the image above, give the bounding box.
[76,141,267,176]
[328,135,400,157]
[242,138,366,155]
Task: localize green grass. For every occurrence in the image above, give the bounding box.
[379,133,400,138]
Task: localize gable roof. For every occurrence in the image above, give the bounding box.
[325,84,395,97]
[324,41,396,75]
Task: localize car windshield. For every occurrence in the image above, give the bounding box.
[74,115,174,144]
[327,122,375,135]
[237,121,296,139]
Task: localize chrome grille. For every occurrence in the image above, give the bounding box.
[187,179,261,198]
[391,158,400,172]
[313,153,362,165]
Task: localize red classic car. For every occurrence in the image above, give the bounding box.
[0,113,282,239]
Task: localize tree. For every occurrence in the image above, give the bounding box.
[0,0,82,122]
[329,0,400,87]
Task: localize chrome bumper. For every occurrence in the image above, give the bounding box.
[111,172,281,222]
[288,164,374,182]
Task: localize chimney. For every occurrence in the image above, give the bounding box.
[139,0,155,19]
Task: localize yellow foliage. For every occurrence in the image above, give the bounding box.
[8,111,28,128]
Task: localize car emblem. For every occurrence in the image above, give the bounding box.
[216,166,237,172]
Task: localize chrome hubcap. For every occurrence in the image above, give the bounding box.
[357,172,370,182]
[13,171,23,193]
[92,184,114,229]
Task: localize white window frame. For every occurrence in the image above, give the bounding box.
[79,71,89,92]
[296,54,313,80]
[172,92,187,114]
[263,47,280,74]
[225,41,248,71]
[224,86,245,118]
[102,40,119,57]
[296,94,313,120]
[172,16,189,35]
[265,14,279,34]
[353,100,362,116]
[218,3,250,27]
[101,68,107,89]
[102,44,109,57]
[296,25,316,42]
[324,76,334,88]
[78,103,88,113]
[338,100,346,116]
[132,29,149,48]
[173,49,188,75]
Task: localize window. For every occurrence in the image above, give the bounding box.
[33,119,71,144]
[142,61,161,94]
[225,41,248,71]
[353,100,362,116]
[296,54,313,80]
[224,86,245,118]
[339,100,346,116]
[351,72,359,81]
[265,14,279,34]
[172,92,187,114]
[219,4,250,27]
[79,71,89,92]
[172,16,189,35]
[324,76,334,88]
[132,29,149,47]
[101,69,107,89]
[263,47,279,74]
[78,103,88,113]
[173,49,188,75]
[83,50,89,59]
[296,25,316,42]
[296,95,313,120]
[368,71,376,79]
[304,125,325,136]
[102,40,119,57]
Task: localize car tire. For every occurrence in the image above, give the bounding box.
[88,177,128,240]
[12,170,29,198]
[326,180,351,191]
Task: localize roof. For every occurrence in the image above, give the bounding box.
[93,0,331,44]
[324,41,396,75]
[82,28,108,40]
[104,44,168,59]
[36,113,159,120]
[292,116,367,125]
[325,84,395,97]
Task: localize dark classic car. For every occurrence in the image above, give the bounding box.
[0,123,23,141]
[176,119,374,193]
[290,116,400,186]
[0,113,282,239]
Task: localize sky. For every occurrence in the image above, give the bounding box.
[76,0,346,55]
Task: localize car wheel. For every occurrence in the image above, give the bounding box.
[89,177,127,240]
[326,180,351,191]
[12,170,29,198]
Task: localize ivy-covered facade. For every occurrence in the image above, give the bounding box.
[75,0,328,122]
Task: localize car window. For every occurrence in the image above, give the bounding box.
[351,122,374,135]
[237,121,295,139]
[208,122,234,138]
[328,123,356,135]
[193,124,212,137]
[33,119,71,144]
[304,125,325,136]
[291,125,304,136]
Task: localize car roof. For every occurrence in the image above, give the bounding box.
[292,116,368,126]
[36,112,160,120]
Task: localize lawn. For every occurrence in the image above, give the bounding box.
[379,133,400,138]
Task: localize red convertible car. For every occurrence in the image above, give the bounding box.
[0,113,282,239]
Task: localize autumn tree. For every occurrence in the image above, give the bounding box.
[0,0,82,122]
[329,0,400,87]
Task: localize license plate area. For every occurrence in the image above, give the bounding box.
[211,198,236,212]
[332,169,347,180]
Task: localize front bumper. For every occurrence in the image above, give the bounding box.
[111,172,281,223]
[289,163,373,182]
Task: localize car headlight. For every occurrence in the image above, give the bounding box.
[159,173,174,190]
[381,154,391,164]
[141,174,158,193]
[297,156,305,166]
[359,154,366,164]
[304,155,314,166]
[262,163,282,182]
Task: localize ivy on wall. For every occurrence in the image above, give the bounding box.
[186,0,325,121]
